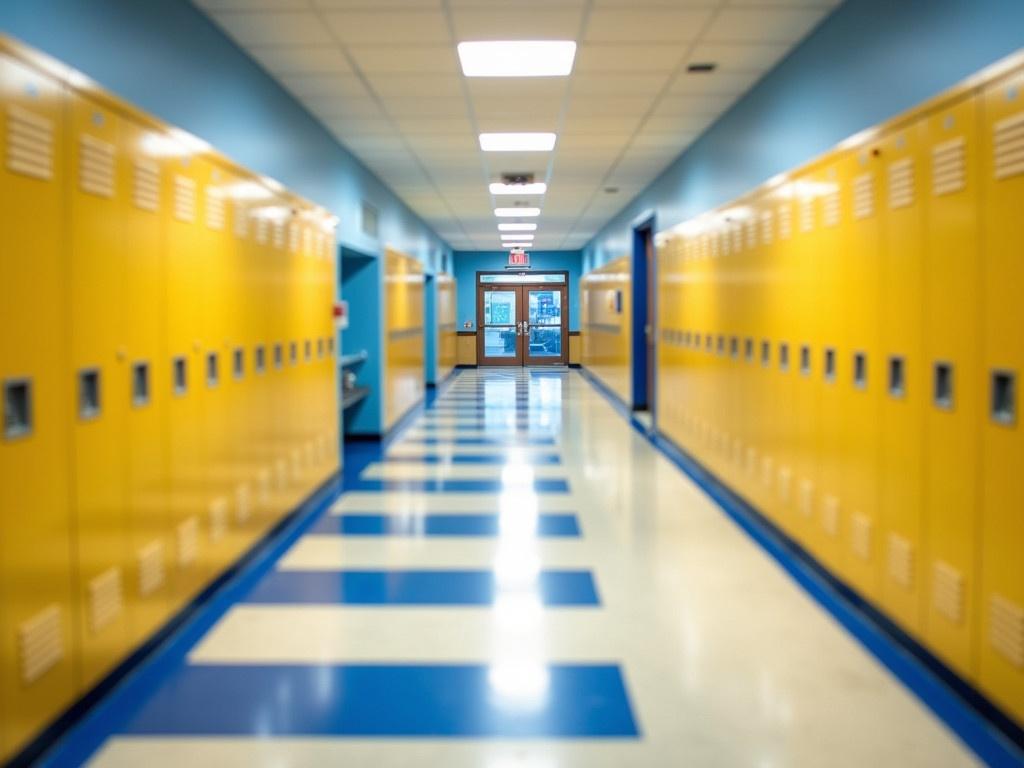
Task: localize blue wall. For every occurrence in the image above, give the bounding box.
[0,0,448,265]
[452,251,583,332]
[584,0,1024,269]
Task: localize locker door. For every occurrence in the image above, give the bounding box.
[921,95,982,679]
[120,116,171,647]
[0,52,76,761]
[877,120,928,636]
[978,67,1024,725]
[67,92,131,687]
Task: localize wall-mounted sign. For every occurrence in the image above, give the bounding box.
[506,249,530,268]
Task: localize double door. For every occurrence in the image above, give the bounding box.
[477,284,568,366]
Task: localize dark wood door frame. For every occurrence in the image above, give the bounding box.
[475,271,570,367]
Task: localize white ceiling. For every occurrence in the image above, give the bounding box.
[194,0,840,251]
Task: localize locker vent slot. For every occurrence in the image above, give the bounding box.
[887,534,914,588]
[853,352,867,390]
[760,340,771,367]
[303,227,313,254]
[824,348,836,382]
[328,337,334,353]
[933,561,965,623]
[317,338,325,359]
[730,224,741,254]
[850,514,872,560]
[234,203,249,238]
[289,222,300,253]
[78,368,101,420]
[778,205,792,239]
[989,594,1024,668]
[934,362,954,410]
[206,352,219,388]
[799,345,811,376]
[932,137,966,195]
[853,173,874,219]
[289,341,298,364]
[236,482,252,523]
[745,447,757,475]
[172,356,187,396]
[173,175,196,222]
[745,219,757,249]
[729,337,738,359]
[233,348,244,379]
[132,362,150,407]
[799,196,814,233]
[888,356,906,398]
[255,345,266,373]
[991,370,1016,425]
[799,479,814,518]
[305,339,312,361]
[994,111,1024,180]
[209,497,228,543]
[18,604,63,684]
[744,338,754,362]
[275,458,289,490]
[256,216,268,245]
[132,159,160,212]
[823,188,840,227]
[291,447,303,479]
[760,211,774,244]
[779,343,789,372]
[258,468,272,504]
[87,566,124,633]
[887,158,914,209]
[775,465,789,501]
[137,540,165,596]
[821,495,840,537]
[6,105,54,180]
[177,516,199,569]
[205,187,225,230]
[4,378,33,439]
[315,231,326,258]
[760,456,774,489]
[274,221,285,248]
[79,134,115,198]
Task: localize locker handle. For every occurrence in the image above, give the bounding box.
[274,344,283,369]
[745,338,754,363]
[233,348,245,379]
[255,345,266,374]
[779,343,790,372]
[761,340,771,367]
[3,378,33,440]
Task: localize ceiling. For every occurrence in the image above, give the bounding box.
[194,0,840,251]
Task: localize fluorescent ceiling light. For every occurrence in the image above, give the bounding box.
[480,133,556,152]
[458,41,577,78]
[490,182,547,195]
[495,207,540,217]
[498,223,537,231]
[501,234,534,241]
[503,242,532,248]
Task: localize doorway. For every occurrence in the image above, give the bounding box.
[632,215,656,416]
[476,278,568,366]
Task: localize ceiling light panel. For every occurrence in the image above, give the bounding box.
[495,207,541,217]
[501,234,535,241]
[498,223,537,231]
[479,132,556,152]
[458,41,577,77]
[489,182,547,195]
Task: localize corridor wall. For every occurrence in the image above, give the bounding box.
[580,257,631,405]
[654,52,1024,726]
[0,36,338,761]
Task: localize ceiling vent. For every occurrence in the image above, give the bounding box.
[687,62,717,73]
[501,172,535,184]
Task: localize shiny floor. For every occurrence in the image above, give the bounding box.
[85,369,976,767]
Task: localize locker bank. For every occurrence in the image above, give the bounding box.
[0,1,1022,766]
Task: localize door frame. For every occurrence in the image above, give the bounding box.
[475,271,570,367]
[631,213,656,416]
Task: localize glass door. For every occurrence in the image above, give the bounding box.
[477,286,522,366]
[524,287,567,365]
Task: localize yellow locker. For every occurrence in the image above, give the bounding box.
[0,50,77,761]
[67,91,132,687]
[921,94,982,679]
[876,120,928,635]
[120,115,171,647]
[383,249,425,432]
[978,66,1024,725]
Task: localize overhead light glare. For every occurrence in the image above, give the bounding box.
[501,234,534,241]
[498,223,537,231]
[168,128,211,155]
[480,133,556,152]
[495,207,540,217]
[458,40,577,78]
[490,182,547,195]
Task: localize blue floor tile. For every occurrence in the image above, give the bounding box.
[310,512,581,537]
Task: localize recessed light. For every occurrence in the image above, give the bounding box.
[480,133,557,152]
[503,242,532,248]
[498,223,537,231]
[458,41,577,78]
[495,207,540,217]
[687,62,717,73]
[490,182,547,195]
[501,234,534,241]
[604,186,619,194]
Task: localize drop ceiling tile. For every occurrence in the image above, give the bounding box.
[451,7,585,40]
[403,134,479,153]
[208,11,334,46]
[562,111,644,135]
[687,42,791,72]
[653,92,739,117]
[323,10,451,43]
[571,72,673,98]
[365,74,465,101]
[348,45,460,75]
[315,0,441,7]
[380,97,469,118]
[584,8,713,43]
[197,0,311,8]
[567,95,656,118]
[642,111,716,135]
[630,131,695,151]
[574,44,683,73]
[248,45,352,75]
[474,115,560,134]
[556,134,634,150]
[304,95,384,119]
[667,69,763,97]
[703,7,829,44]
[280,73,371,100]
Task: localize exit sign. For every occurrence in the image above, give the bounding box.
[507,249,530,267]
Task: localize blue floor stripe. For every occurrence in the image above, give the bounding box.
[242,569,599,605]
[401,437,558,446]
[117,664,639,738]
[348,478,570,493]
[383,453,561,465]
[311,512,581,537]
